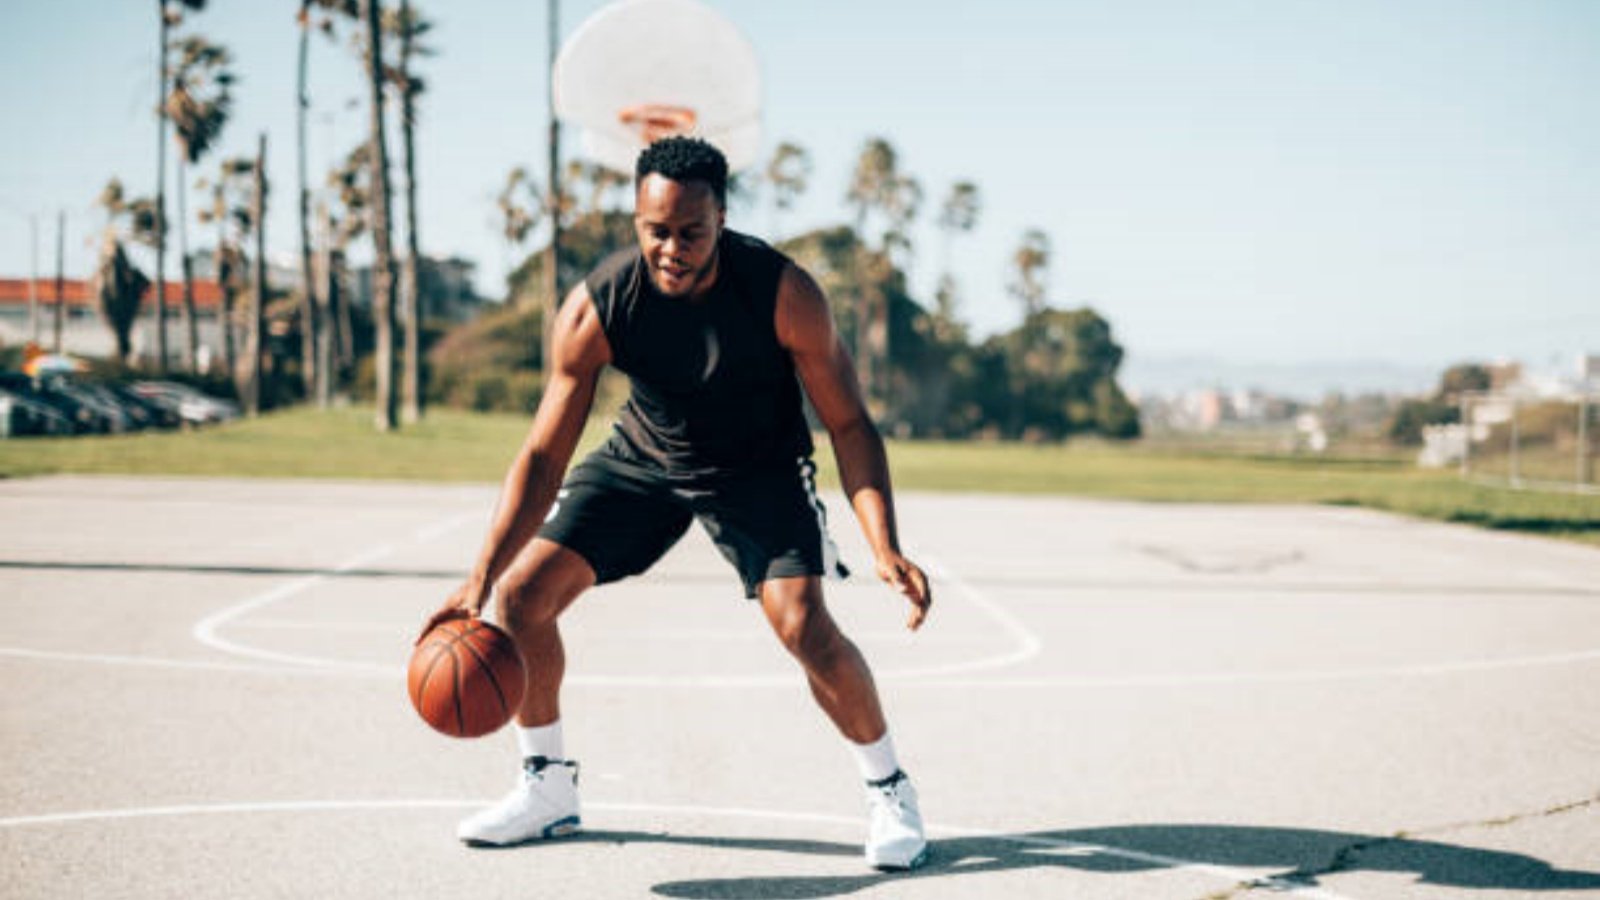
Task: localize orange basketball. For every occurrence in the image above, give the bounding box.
[408,618,526,738]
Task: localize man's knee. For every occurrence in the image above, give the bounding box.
[497,540,593,632]
[766,582,842,666]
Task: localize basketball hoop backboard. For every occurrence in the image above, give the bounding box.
[553,0,762,173]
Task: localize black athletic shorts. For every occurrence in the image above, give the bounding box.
[538,451,851,599]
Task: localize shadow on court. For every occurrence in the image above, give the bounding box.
[540,824,1600,898]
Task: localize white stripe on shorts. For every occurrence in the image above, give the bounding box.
[797,457,849,581]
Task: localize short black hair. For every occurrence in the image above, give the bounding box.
[635,136,728,207]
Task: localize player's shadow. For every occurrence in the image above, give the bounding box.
[564,823,1600,898]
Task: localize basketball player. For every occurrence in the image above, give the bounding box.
[420,136,932,871]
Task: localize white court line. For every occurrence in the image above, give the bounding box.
[413,510,482,544]
[188,510,480,672]
[10,642,1600,687]
[0,647,378,678]
[190,543,400,671]
[9,643,1600,687]
[0,798,1356,899]
[887,554,1043,677]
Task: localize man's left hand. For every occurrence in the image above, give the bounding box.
[875,552,932,631]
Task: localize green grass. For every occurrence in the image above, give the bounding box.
[3,406,1596,545]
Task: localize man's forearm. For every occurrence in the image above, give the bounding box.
[470,447,565,591]
[830,418,901,559]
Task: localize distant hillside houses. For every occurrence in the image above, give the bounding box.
[1417,355,1599,470]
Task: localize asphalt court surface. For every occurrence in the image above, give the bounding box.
[2,475,1598,899]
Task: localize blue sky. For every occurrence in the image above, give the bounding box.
[1,0,1596,394]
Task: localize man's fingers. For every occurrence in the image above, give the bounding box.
[414,606,469,645]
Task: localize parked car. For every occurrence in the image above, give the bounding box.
[0,387,76,436]
[129,381,241,426]
[105,383,184,430]
[0,372,106,434]
[42,376,139,433]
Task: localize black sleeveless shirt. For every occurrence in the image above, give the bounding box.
[584,229,814,481]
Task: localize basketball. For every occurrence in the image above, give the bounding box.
[408,618,527,738]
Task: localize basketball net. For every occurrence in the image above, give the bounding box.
[618,104,699,143]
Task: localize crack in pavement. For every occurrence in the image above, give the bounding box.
[1194,792,1600,900]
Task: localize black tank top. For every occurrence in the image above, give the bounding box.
[584,229,815,481]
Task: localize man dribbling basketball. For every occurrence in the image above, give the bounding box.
[419,136,933,871]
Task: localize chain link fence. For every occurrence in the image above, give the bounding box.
[1456,391,1598,494]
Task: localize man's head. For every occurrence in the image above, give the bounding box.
[634,137,728,298]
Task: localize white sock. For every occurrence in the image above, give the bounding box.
[515,720,564,761]
[849,731,900,783]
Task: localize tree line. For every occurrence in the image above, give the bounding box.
[489,135,1139,440]
[92,0,428,431]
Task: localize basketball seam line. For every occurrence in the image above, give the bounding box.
[454,627,511,718]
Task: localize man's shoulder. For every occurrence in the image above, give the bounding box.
[722,229,793,298]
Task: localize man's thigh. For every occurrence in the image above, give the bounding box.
[538,454,692,586]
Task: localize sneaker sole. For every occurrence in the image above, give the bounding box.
[869,844,929,872]
[460,816,582,848]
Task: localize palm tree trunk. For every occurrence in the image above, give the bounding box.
[542,0,561,371]
[365,0,398,432]
[247,133,267,417]
[399,0,422,424]
[53,211,65,354]
[177,154,199,373]
[316,200,335,409]
[217,217,236,381]
[155,0,171,373]
[297,1,320,404]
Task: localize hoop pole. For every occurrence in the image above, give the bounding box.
[1510,396,1521,486]
[1579,394,1591,486]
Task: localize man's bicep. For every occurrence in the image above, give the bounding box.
[778,266,871,433]
[526,285,608,457]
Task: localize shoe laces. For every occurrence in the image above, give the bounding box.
[522,755,580,786]
[867,770,910,812]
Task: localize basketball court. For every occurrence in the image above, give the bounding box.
[2,474,1597,898]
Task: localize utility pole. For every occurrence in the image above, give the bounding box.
[156,0,171,373]
[28,214,39,343]
[247,133,267,417]
[53,210,65,354]
[543,0,561,371]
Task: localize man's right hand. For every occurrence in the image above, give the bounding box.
[415,580,487,644]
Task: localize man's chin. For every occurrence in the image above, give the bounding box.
[652,270,697,297]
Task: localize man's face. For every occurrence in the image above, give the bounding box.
[634,173,725,298]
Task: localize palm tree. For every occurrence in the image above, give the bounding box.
[1009,228,1050,318]
[845,138,898,412]
[934,181,980,331]
[363,0,399,431]
[155,0,208,373]
[937,181,980,275]
[247,135,268,417]
[93,179,153,366]
[882,174,922,278]
[197,157,256,383]
[298,0,359,404]
[325,143,375,391]
[764,141,810,239]
[385,0,433,424]
[497,166,540,298]
[165,34,234,374]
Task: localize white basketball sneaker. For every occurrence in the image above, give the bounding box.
[458,756,582,846]
[864,770,928,871]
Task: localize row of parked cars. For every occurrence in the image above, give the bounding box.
[0,373,241,437]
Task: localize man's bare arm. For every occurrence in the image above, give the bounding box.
[775,263,931,629]
[418,284,610,638]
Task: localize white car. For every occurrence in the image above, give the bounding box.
[130,381,242,426]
